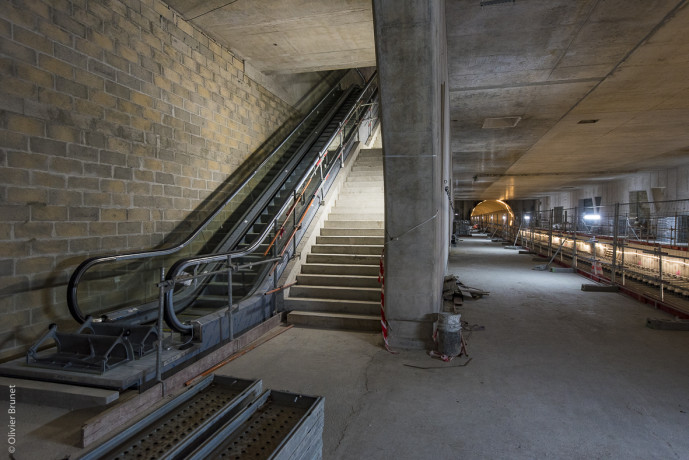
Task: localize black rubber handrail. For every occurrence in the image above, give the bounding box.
[66,70,352,323]
[164,73,379,333]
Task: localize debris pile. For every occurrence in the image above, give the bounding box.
[442,275,490,312]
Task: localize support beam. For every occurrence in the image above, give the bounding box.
[373,0,450,349]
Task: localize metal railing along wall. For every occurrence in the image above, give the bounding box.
[163,74,379,335]
[66,70,376,327]
[66,70,378,341]
[480,199,689,306]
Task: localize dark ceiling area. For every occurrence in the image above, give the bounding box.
[164,0,689,201]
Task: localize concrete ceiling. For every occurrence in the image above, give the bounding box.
[164,0,689,201]
[164,0,376,73]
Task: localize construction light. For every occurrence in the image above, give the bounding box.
[583,214,601,221]
[524,215,530,221]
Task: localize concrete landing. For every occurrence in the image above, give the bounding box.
[223,236,689,459]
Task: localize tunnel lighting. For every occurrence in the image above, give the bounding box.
[583,214,601,221]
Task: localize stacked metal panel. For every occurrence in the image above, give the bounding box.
[79,374,324,460]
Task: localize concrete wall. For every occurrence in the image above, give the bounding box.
[547,165,689,214]
[0,0,326,359]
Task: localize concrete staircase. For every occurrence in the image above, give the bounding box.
[285,148,384,331]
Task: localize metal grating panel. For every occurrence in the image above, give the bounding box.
[79,376,261,460]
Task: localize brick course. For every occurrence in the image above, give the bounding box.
[0,0,301,359]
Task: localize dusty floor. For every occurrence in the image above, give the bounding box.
[220,236,689,459]
[8,235,689,459]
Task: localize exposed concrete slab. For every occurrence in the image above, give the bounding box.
[551,267,576,273]
[646,318,689,331]
[215,236,689,459]
[582,284,620,292]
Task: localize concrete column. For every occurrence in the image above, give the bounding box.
[373,0,450,349]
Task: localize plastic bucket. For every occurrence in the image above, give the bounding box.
[437,312,462,356]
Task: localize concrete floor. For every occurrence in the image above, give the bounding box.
[9,234,689,459]
[220,235,689,459]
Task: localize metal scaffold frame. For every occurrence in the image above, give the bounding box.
[472,199,689,318]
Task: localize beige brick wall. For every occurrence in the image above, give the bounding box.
[0,0,302,359]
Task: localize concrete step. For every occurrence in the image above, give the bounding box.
[311,243,383,255]
[352,160,382,166]
[324,220,384,229]
[342,183,383,189]
[284,297,379,315]
[319,227,384,236]
[289,285,380,301]
[328,212,385,221]
[346,175,384,183]
[306,253,380,265]
[338,189,384,197]
[287,311,380,331]
[351,167,383,175]
[333,204,384,212]
[300,263,380,276]
[340,189,384,196]
[297,273,380,288]
[358,148,382,157]
[348,169,382,176]
[333,206,384,214]
[315,235,384,245]
[335,199,383,208]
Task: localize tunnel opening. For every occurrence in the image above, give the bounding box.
[470,200,515,228]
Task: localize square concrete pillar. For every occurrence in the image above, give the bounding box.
[373,0,451,349]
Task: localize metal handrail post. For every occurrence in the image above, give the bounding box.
[548,209,553,257]
[658,247,664,302]
[572,208,578,270]
[273,220,279,315]
[621,240,626,285]
[563,210,568,262]
[156,267,165,383]
[227,254,234,341]
[611,203,619,284]
[292,190,298,257]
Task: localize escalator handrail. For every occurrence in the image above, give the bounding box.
[66,70,352,323]
[163,72,378,333]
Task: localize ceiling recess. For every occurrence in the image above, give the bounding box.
[482,117,521,129]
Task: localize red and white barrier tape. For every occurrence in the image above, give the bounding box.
[378,249,397,354]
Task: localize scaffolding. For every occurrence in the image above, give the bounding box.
[473,199,689,314]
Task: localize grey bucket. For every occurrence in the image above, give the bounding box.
[437,312,462,356]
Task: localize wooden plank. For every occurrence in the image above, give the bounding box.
[0,377,118,410]
[81,383,163,448]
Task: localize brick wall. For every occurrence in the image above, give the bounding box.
[0,0,304,359]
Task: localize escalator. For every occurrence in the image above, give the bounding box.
[170,89,363,329]
[14,70,379,385]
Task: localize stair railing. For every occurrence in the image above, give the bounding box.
[163,73,379,334]
[66,71,354,324]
